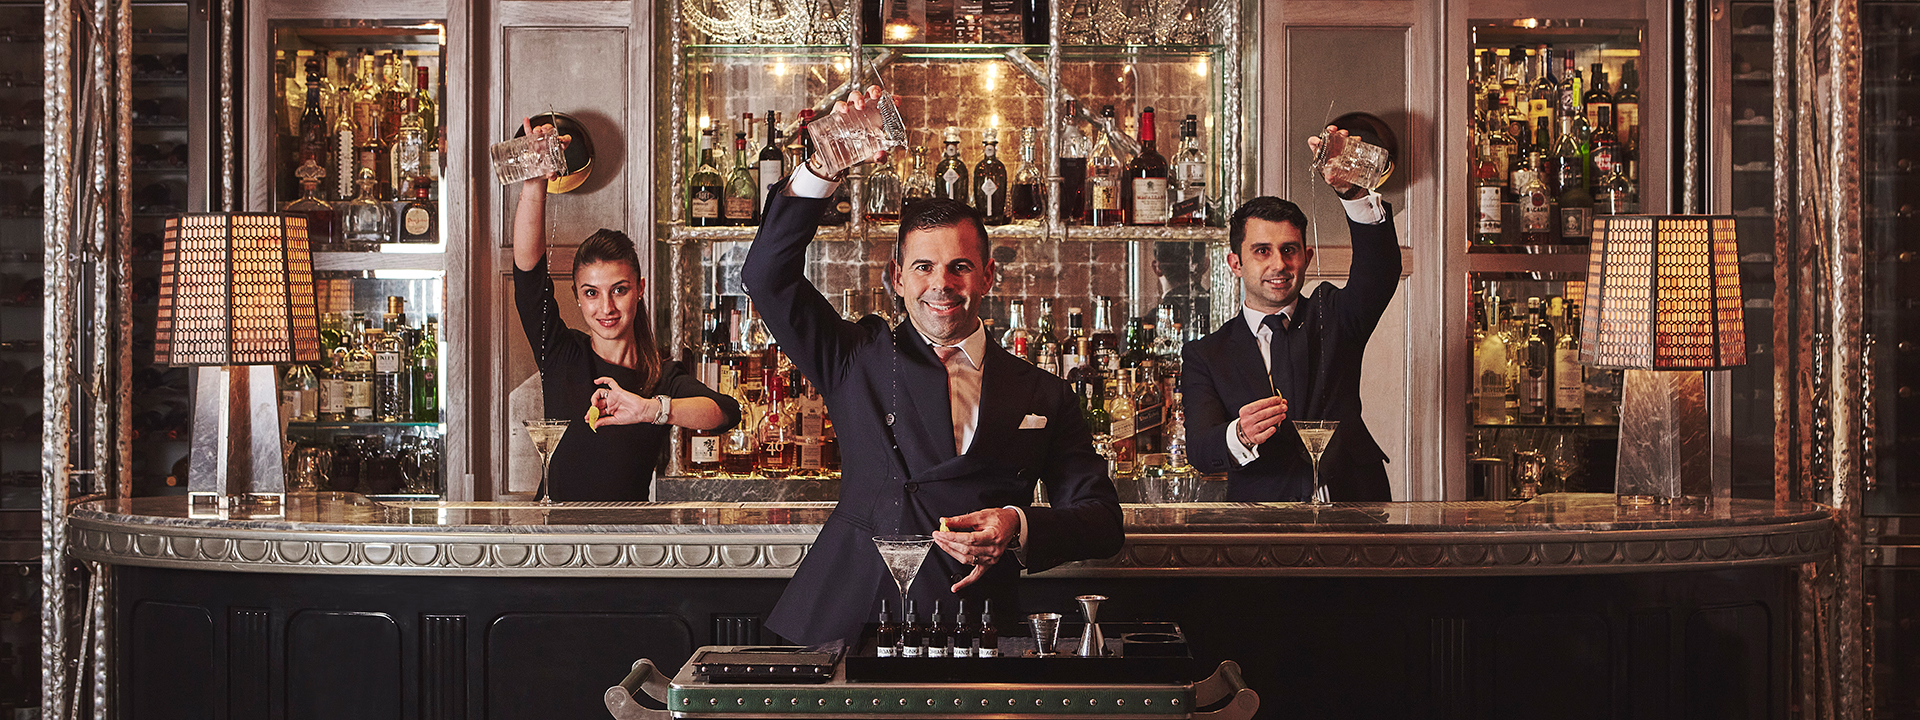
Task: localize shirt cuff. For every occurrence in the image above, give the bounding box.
[785,162,840,199]
[1226,419,1261,466]
[1004,505,1030,567]
[1341,189,1387,225]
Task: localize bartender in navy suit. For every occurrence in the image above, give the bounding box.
[1180,127,1402,502]
[745,89,1124,647]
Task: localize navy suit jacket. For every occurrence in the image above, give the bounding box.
[1180,204,1402,502]
[744,181,1125,646]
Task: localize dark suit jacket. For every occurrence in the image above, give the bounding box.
[744,181,1125,647]
[1181,204,1402,502]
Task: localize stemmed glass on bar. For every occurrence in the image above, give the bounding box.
[523,419,571,504]
[872,534,935,612]
[1294,420,1340,506]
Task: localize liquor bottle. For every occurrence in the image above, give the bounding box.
[1588,106,1619,196]
[1124,107,1171,225]
[319,312,351,422]
[840,289,863,322]
[787,109,812,177]
[875,600,898,657]
[902,146,935,214]
[720,367,759,476]
[283,172,335,251]
[1058,101,1090,223]
[689,127,725,226]
[379,53,409,145]
[373,330,410,424]
[1614,60,1640,165]
[1582,64,1613,143]
[1170,115,1209,226]
[757,365,794,478]
[973,128,1009,224]
[398,179,436,243]
[866,153,904,223]
[927,600,951,657]
[1553,302,1584,424]
[1001,299,1033,360]
[870,288,893,327]
[412,65,437,150]
[346,317,376,421]
[1595,161,1636,215]
[1529,45,1557,128]
[1519,150,1555,244]
[1086,105,1123,226]
[977,600,999,657]
[1080,373,1110,435]
[350,52,390,198]
[757,110,784,216]
[1484,93,1517,187]
[685,333,727,478]
[1474,139,1504,246]
[1011,126,1044,221]
[280,363,318,423]
[1558,57,1584,127]
[1517,297,1551,424]
[1500,46,1526,125]
[900,600,924,658]
[389,96,428,194]
[1090,297,1119,372]
[337,168,392,250]
[1473,295,1509,424]
[296,61,330,184]
[1106,370,1138,475]
[790,372,829,476]
[1553,117,1594,243]
[412,315,439,422]
[331,56,358,202]
[934,127,969,204]
[1060,307,1088,377]
[723,129,759,225]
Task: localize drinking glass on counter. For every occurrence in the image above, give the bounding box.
[1294,420,1339,506]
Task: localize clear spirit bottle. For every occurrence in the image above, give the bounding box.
[865,152,903,223]
[1086,105,1123,226]
[1011,126,1044,221]
[902,146,935,214]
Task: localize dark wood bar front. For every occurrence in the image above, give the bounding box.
[71,494,1830,720]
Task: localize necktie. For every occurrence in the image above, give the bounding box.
[1262,312,1289,401]
[933,344,976,454]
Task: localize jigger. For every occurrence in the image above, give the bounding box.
[1075,594,1108,657]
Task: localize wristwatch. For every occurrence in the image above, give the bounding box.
[652,395,673,425]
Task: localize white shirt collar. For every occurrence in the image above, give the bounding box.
[919,321,989,370]
[1241,299,1300,336]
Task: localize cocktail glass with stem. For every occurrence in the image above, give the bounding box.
[1294,420,1340,506]
[523,419,571,504]
[872,534,935,610]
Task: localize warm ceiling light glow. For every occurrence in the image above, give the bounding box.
[833,57,850,72]
[990,113,1001,127]
[771,61,789,76]
[886,21,917,41]
[698,114,711,130]
[1600,49,1642,57]
[1193,57,1208,77]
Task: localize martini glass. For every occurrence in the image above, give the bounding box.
[1294,420,1340,506]
[872,534,935,610]
[523,419,571,504]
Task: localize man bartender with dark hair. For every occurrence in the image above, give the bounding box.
[1180,127,1402,502]
[743,88,1125,647]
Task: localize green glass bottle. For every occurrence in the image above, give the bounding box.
[411,315,440,422]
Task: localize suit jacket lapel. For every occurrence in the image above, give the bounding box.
[892,323,957,468]
[1222,317,1268,401]
[962,341,1027,463]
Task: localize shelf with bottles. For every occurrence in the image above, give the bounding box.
[269,21,447,255]
[1467,279,1621,446]
[1466,20,1644,256]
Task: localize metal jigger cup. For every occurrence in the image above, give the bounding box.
[1027,613,1063,657]
[1075,595,1107,657]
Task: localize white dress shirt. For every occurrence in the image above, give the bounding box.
[1223,189,1387,465]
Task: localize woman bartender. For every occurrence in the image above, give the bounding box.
[512,121,740,501]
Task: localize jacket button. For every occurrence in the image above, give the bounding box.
[886,413,896,426]
[905,483,918,493]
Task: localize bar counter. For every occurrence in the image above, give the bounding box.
[72,494,1832,720]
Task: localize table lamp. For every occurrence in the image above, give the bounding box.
[154,212,322,516]
[1579,215,1745,506]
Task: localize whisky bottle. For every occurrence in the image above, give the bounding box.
[412,315,439,422]
[1170,115,1209,226]
[346,317,376,421]
[792,374,828,476]
[1058,101,1090,224]
[755,110,785,216]
[720,367,759,476]
[1517,296,1551,424]
[1553,301,1584,424]
[397,179,436,243]
[685,350,726,478]
[319,312,351,422]
[934,127,969,204]
[1582,64,1613,140]
[1553,116,1593,242]
[280,363,318,423]
[902,145,934,214]
[724,127,759,225]
[350,52,390,198]
[1614,60,1640,166]
[974,128,1009,224]
[1086,105,1123,226]
[1090,296,1119,372]
[1011,126,1044,221]
[688,127,725,227]
[758,366,794,478]
[1106,369,1138,476]
[1060,306,1087,377]
[1124,107,1170,225]
[1474,139,1503,246]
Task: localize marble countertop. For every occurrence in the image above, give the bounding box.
[67,493,1834,577]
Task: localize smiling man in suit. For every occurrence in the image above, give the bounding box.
[1180,127,1402,503]
[744,92,1124,648]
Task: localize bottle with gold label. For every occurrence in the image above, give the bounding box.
[345,317,376,421]
[398,179,436,243]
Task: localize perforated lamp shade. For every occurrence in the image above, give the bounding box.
[1578,215,1747,371]
[154,212,321,367]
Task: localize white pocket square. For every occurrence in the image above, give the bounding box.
[1019,414,1048,429]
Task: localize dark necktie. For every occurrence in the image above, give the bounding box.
[1262,312,1290,401]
